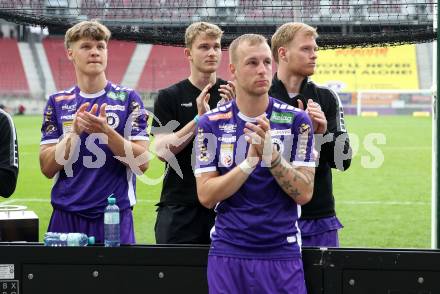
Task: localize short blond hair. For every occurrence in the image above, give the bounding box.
[184,22,223,48]
[271,22,318,63]
[64,20,111,49]
[229,34,268,64]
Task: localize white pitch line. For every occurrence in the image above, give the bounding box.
[339,200,429,206]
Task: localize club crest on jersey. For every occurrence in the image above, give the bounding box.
[270,111,293,124]
[108,91,127,101]
[271,137,285,154]
[106,112,120,129]
[220,144,234,167]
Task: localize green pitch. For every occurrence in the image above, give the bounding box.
[2,115,432,248]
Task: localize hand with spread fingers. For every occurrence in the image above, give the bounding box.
[196,83,212,116]
[218,80,236,105]
[297,98,327,134]
[72,102,90,135]
[76,103,109,134]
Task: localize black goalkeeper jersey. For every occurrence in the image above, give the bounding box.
[0,109,19,197]
[152,78,228,206]
[269,74,351,219]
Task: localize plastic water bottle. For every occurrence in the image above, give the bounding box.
[104,195,120,247]
[44,232,95,247]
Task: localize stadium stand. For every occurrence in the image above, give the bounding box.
[42,37,76,91]
[0,39,29,95]
[137,45,231,93]
[42,37,135,91]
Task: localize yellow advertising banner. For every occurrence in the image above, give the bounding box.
[312,45,419,91]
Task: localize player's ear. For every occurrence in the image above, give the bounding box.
[229,63,236,79]
[278,47,287,62]
[184,47,192,61]
[66,48,74,62]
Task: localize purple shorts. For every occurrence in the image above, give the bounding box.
[47,208,135,244]
[207,255,307,294]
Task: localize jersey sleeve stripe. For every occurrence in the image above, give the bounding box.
[194,166,217,175]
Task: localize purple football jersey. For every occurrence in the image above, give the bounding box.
[195,96,315,259]
[40,82,149,218]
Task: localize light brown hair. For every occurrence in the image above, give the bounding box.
[229,34,268,64]
[185,22,223,49]
[271,22,318,63]
[64,20,111,49]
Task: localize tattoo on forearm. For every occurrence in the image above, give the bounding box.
[270,157,315,199]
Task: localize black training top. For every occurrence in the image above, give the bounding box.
[0,109,19,197]
[269,74,351,219]
[152,78,227,206]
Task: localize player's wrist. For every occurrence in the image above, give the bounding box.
[269,152,282,169]
[239,158,257,175]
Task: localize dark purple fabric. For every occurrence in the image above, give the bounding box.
[301,229,339,247]
[48,207,135,244]
[207,255,307,294]
[299,216,342,247]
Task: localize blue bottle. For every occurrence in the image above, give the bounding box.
[44,232,95,247]
[104,195,120,247]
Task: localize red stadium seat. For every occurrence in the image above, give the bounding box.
[43,38,136,91]
[0,39,29,95]
[137,45,232,93]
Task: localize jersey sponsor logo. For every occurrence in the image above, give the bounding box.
[297,123,311,160]
[61,114,75,120]
[106,104,125,111]
[45,123,57,134]
[299,123,311,134]
[55,94,75,102]
[208,111,232,121]
[106,112,120,129]
[61,103,77,112]
[270,111,293,124]
[180,102,192,107]
[220,144,234,167]
[197,128,211,162]
[130,101,141,131]
[219,123,236,134]
[271,137,285,154]
[44,106,53,123]
[62,120,73,134]
[108,91,127,101]
[218,135,236,143]
[270,129,291,136]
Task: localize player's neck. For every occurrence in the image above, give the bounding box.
[76,73,107,94]
[235,88,269,118]
[277,67,305,94]
[188,71,217,91]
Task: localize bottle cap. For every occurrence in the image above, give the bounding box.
[108,195,116,205]
[88,236,95,245]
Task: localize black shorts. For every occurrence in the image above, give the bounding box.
[154,203,215,244]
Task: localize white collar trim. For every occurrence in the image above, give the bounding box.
[79,88,106,98]
[237,111,267,123]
